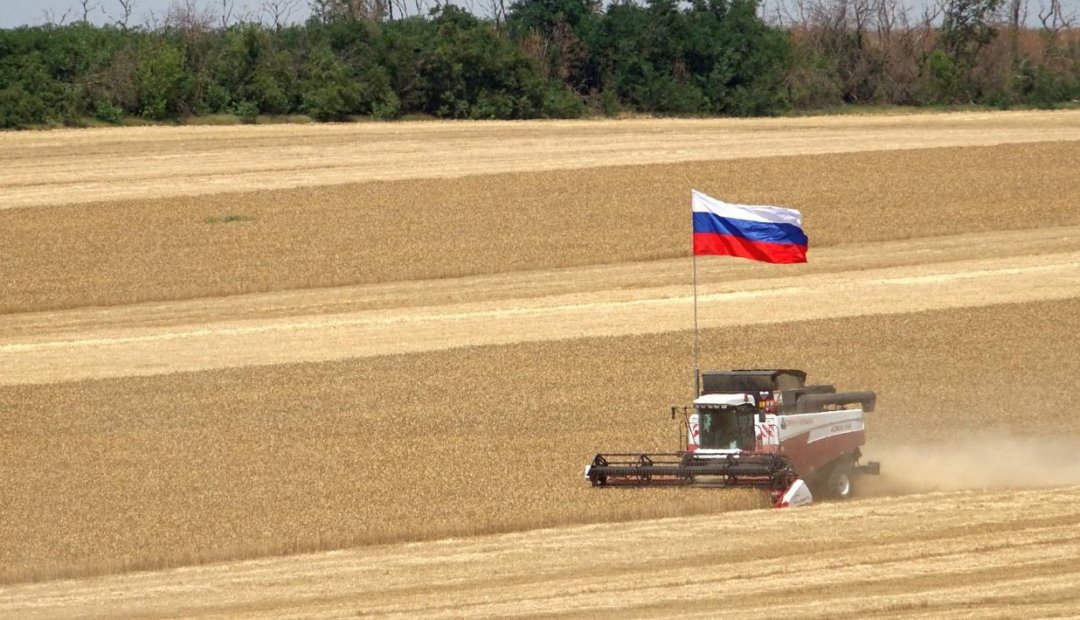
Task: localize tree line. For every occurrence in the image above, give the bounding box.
[1,0,1077,128]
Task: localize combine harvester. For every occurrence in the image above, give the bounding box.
[584,369,879,508]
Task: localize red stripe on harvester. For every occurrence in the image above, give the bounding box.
[693,233,807,264]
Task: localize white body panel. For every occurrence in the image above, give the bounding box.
[688,393,868,463]
[776,410,866,444]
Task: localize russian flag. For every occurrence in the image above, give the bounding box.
[692,190,808,264]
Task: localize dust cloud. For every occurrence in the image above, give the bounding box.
[860,433,1080,496]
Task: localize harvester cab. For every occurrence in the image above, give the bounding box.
[682,369,806,455]
[584,369,879,508]
[689,394,760,452]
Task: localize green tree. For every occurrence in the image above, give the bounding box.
[931,0,1004,102]
[507,0,603,94]
[216,25,296,115]
[941,0,1003,65]
[134,38,187,120]
[0,24,133,126]
[379,17,435,113]
[596,0,790,115]
[300,44,360,120]
[313,18,399,117]
[708,0,791,115]
[420,6,573,119]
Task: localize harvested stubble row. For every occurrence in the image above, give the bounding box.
[3,298,1080,583]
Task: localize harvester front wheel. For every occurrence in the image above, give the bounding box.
[825,462,853,499]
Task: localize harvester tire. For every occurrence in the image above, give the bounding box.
[825,462,854,500]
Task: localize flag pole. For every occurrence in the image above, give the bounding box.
[692,236,701,398]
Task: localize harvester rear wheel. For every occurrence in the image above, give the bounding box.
[825,462,853,499]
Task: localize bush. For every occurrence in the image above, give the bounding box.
[371,91,401,119]
[922,49,964,104]
[233,100,259,123]
[543,85,587,118]
[135,41,186,120]
[301,45,359,121]
[0,85,47,128]
[93,100,123,124]
[588,88,619,116]
[785,54,844,110]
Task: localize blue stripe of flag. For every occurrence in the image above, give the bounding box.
[692,212,808,247]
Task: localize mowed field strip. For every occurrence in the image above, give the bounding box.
[4,487,1080,619]
[2,226,1079,385]
[2,110,1078,209]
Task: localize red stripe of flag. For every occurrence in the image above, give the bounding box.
[693,233,807,264]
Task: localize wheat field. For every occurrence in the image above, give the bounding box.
[1,111,1079,616]
[3,140,1078,313]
